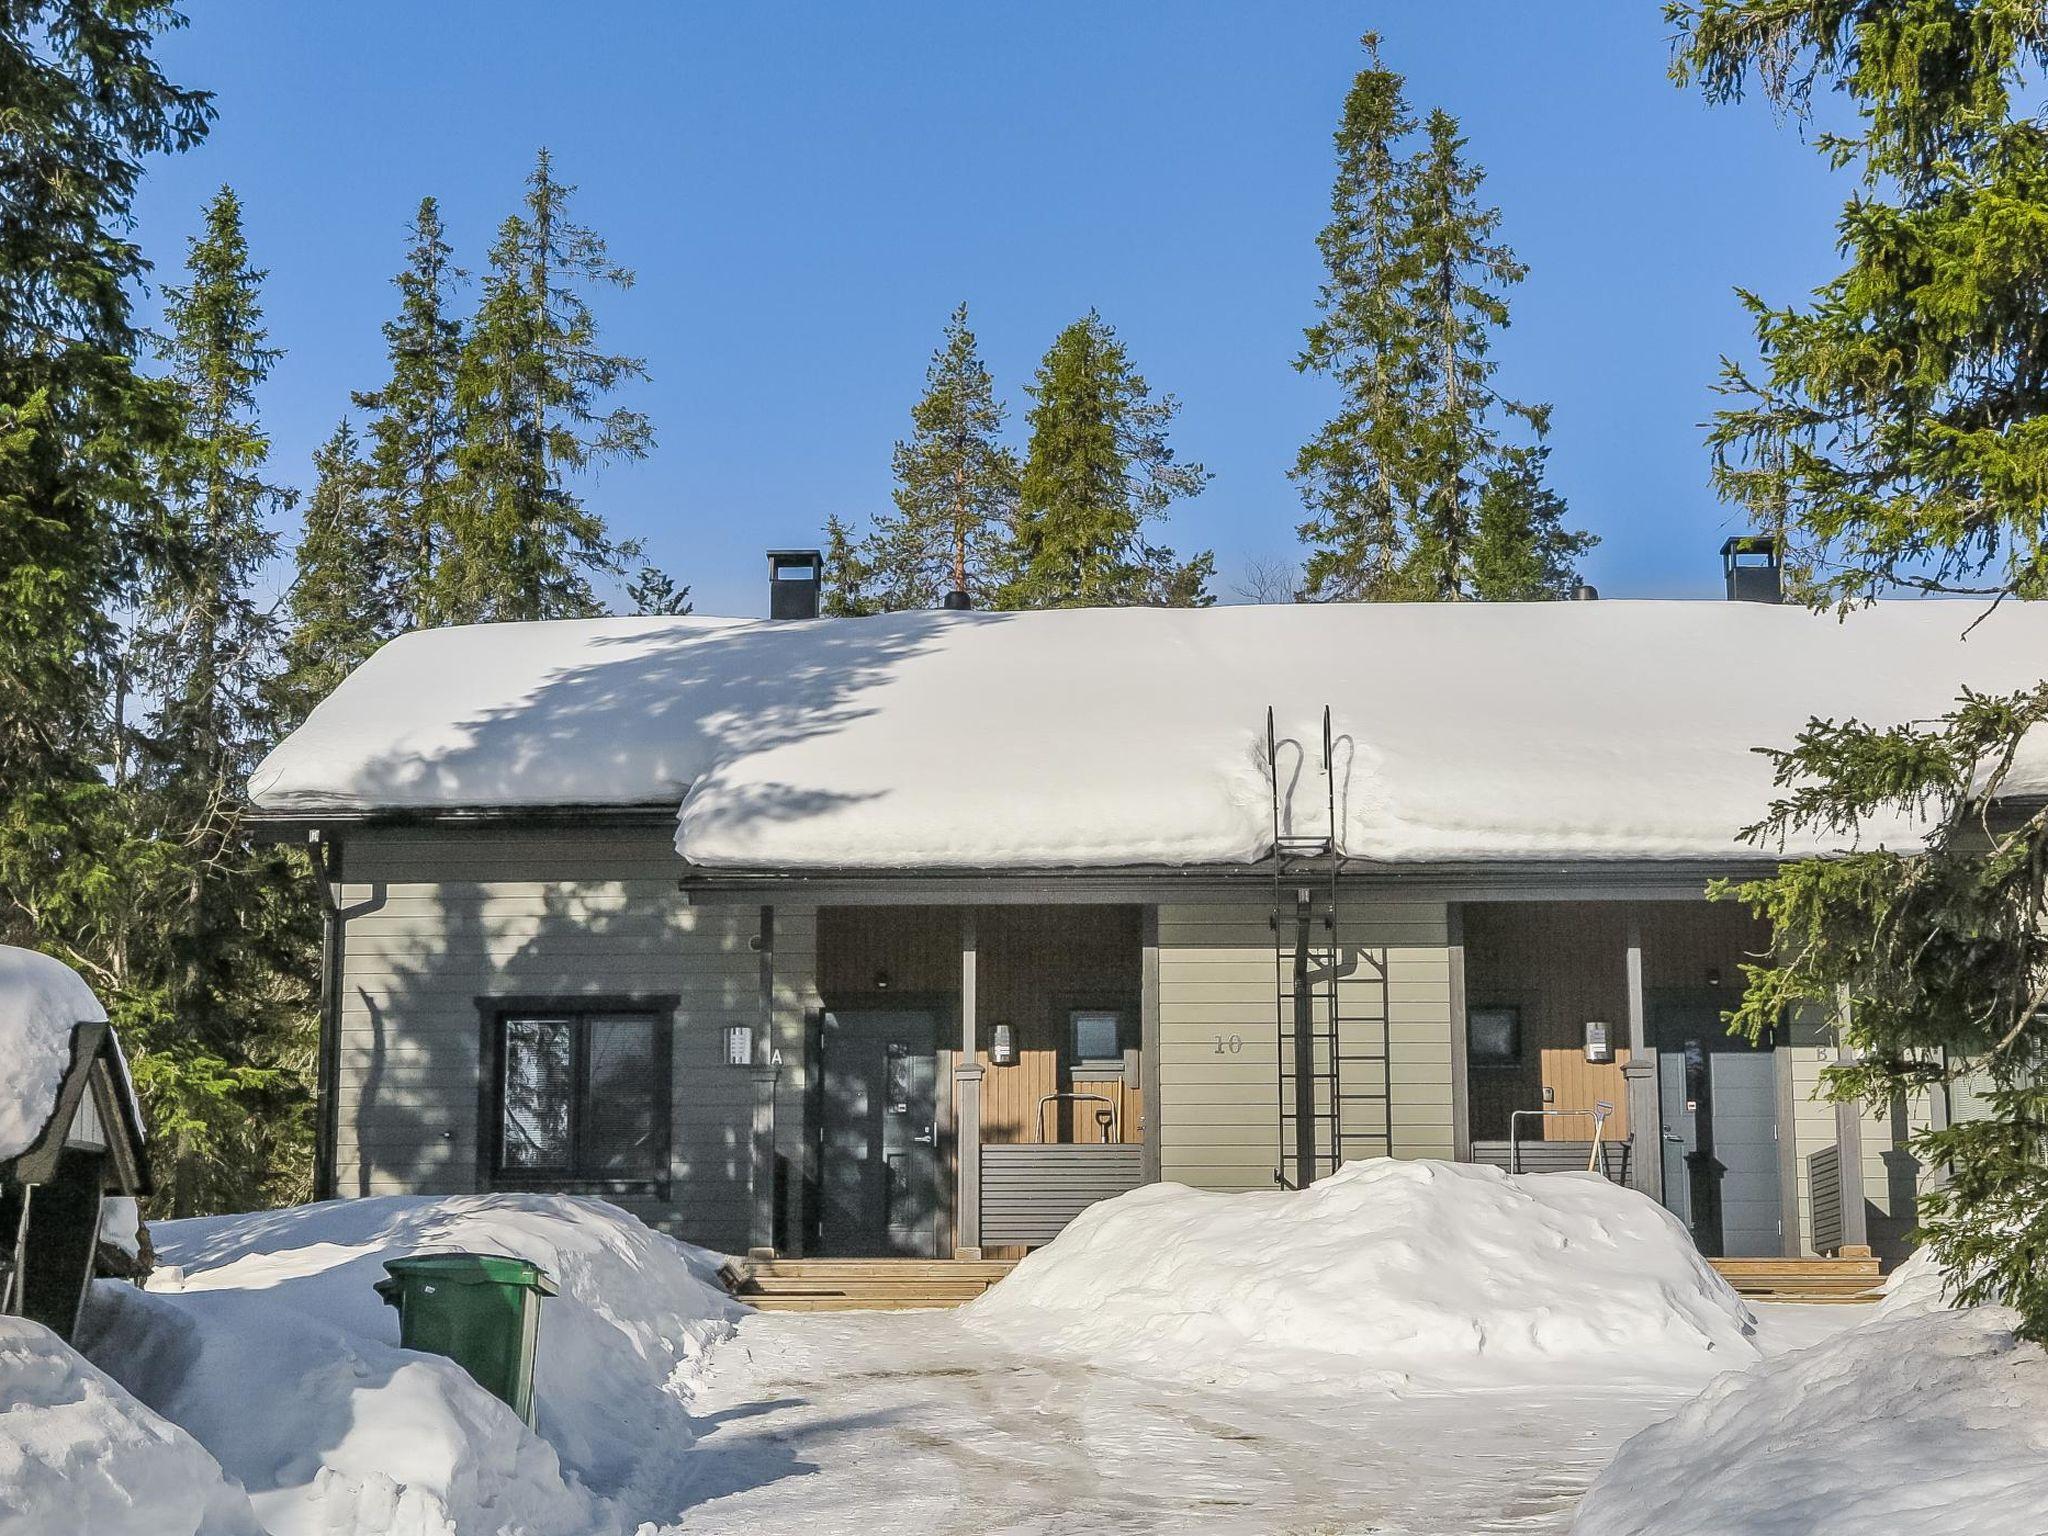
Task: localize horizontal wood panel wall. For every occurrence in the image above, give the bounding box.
[1156,900,1453,1191]
[332,825,774,1252]
[981,1144,1145,1245]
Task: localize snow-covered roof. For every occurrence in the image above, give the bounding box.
[0,945,109,1164]
[247,600,2048,870]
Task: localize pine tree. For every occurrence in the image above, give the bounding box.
[1672,0,2048,1339]
[130,185,314,1215]
[0,2,210,976]
[1003,312,1213,609]
[1293,36,1591,601]
[622,547,693,616]
[353,197,463,629]
[864,303,1021,609]
[439,149,653,623]
[278,420,391,728]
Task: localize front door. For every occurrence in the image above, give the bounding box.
[818,1008,941,1256]
[1651,991,1781,1257]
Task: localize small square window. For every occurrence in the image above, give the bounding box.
[1070,1010,1124,1064]
[1468,1006,1521,1067]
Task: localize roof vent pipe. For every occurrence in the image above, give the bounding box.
[767,549,823,620]
[1570,583,1599,601]
[942,589,972,611]
[1720,534,1783,603]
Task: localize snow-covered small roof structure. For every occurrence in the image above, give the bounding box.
[247,600,2048,870]
[0,946,147,1191]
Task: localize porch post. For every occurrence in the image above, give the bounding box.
[1621,913,1664,1202]
[1832,990,1871,1256]
[747,904,779,1258]
[954,907,984,1259]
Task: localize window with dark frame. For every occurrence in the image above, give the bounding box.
[492,1007,668,1187]
[1467,1005,1522,1067]
[1070,1008,1125,1065]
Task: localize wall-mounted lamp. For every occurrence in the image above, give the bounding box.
[872,967,892,992]
[723,1023,755,1067]
[990,1023,1016,1067]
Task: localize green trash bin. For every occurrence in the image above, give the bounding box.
[374,1253,558,1425]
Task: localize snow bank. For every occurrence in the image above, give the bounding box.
[0,1316,260,1536]
[245,600,2048,869]
[1572,1306,2048,1536]
[77,1194,744,1536]
[965,1158,1757,1389]
[0,943,106,1163]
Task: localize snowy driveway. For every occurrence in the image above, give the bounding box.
[660,1308,1782,1535]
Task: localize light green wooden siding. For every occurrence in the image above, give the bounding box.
[1783,1011,1838,1256]
[332,825,767,1250]
[1156,900,1453,1191]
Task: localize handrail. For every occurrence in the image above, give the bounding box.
[1509,1104,1617,1175]
[1037,1091,1119,1144]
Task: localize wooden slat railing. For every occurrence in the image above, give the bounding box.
[981,1143,1145,1247]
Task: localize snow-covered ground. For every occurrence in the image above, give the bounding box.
[966,1159,1759,1389]
[0,1316,261,1536]
[75,1194,743,1536]
[24,1172,2043,1533]
[659,1305,1854,1535]
[1574,1251,2048,1536]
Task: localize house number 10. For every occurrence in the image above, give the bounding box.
[1214,1034,1243,1055]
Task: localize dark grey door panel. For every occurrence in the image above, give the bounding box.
[819,1009,940,1257]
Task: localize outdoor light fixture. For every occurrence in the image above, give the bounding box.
[990,1023,1016,1066]
[1583,1020,1613,1064]
[872,967,892,991]
[723,1024,754,1067]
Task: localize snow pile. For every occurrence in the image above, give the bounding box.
[1571,1304,2048,1536]
[0,943,106,1163]
[245,600,2048,869]
[77,1194,745,1536]
[965,1158,1757,1388]
[0,1316,261,1536]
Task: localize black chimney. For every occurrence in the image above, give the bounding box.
[768,549,823,620]
[1720,535,1783,603]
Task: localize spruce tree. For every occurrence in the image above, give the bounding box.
[1293,36,1591,601]
[439,149,652,623]
[821,513,878,617]
[1292,34,1420,601]
[1003,311,1213,609]
[278,420,391,728]
[131,185,313,1215]
[0,2,209,973]
[1672,0,2048,1338]
[867,303,1020,609]
[353,197,463,628]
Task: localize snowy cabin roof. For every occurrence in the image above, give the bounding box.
[246,600,2048,870]
[0,945,109,1166]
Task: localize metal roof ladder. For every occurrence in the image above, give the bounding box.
[1268,705,1393,1190]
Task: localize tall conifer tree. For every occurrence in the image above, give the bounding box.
[1672,0,2048,1338]
[1003,312,1213,609]
[353,197,463,628]
[440,149,653,622]
[867,303,1020,609]
[278,420,390,728]
[821,513,878,616]
[0,1,210,972]
[1294,36,1591,601]
[131,185,313,1214]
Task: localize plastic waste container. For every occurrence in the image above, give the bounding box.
[374,1253,557,1425]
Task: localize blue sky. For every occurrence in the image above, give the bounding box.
[134,3,1849,617]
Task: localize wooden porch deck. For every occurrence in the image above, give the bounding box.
[722,1254,1885,1312]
